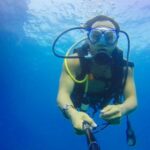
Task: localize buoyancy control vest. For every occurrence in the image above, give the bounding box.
[71,43,134,110]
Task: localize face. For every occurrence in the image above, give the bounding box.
[88,21,118,55]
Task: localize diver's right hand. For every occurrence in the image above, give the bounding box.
[68,109,97,134]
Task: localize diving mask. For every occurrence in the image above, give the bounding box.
[87,27,119,46]
[52,26,130,61]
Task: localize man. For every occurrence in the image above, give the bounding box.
[57,15,138,135]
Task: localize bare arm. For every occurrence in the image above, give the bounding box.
[57,60,77,117]
[122,67,138,115]
[100,67,138,124]
[57,59,97,132]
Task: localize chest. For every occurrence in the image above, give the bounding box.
[87,65,112,93]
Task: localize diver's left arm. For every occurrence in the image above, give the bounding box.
[100,67,138,124]
[121,67,138,115]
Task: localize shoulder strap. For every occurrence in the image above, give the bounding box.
[110,48,135,102]
[104,48,124,99]
[74,43,91,76]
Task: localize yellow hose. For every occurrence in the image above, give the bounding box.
[64,37,88,83]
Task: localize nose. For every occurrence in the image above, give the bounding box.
[96,34,107,46]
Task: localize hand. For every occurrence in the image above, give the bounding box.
[69,110,97,134]
[100,104,124,125]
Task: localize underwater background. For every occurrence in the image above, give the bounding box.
[1,0,150,150]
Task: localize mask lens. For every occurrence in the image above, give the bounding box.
[105,30,117,44]
[89,29,102,43]
[88,27,118,45]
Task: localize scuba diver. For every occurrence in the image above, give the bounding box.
[53,15,137,147]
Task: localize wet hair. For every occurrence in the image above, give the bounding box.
[84,15,120,32]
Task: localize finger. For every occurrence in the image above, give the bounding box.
[101,110,121,120]
[101,105,112,113]
[102,108,119,117]
[83,114,97,128]
[75,129,85,135]
[72,120,83,131]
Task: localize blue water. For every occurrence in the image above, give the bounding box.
[1,0,150,150]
